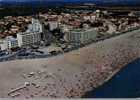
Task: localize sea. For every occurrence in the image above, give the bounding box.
[84,58,140,98]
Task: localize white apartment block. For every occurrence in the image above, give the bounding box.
[17,18,42,47]
[64,28,98,43]
[17,32,41,47]
[27,18,43,33]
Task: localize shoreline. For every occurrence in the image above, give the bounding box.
[0,28,139,98]
[83,58,140,98]
[82,58,140,98]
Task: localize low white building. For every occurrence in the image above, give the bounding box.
[95,10,101,18]
[7,36,18,49]
[48,21,58,31]
[107,24,117,34]
[17,32,41,47]
[104,20,117,34]
[83,16,91,21]
[0,36,18,50]
[0,39,7,50]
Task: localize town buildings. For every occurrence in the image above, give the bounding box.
[0,16,32,38]
[0,18,43,50]
[0,9,140,52]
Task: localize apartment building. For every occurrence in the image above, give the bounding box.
[17,32,41,47]
[64,28,98,43]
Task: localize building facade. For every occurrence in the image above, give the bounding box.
[64,28,98,43]
[7,36,18,49]
[17,18,43,47]
[17,32,41,47]
[0,18,43,50]
[0,36,18,50]
[27,18,43,33]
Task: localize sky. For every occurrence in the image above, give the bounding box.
[0,0,139,3]
[0,0,139,1]
[0,0,139,2]
[0,0,140,6]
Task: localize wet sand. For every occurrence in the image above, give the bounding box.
[0,29,140,98]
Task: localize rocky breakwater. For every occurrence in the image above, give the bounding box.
[0,29,140,98]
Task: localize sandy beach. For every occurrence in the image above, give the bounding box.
[0,29,140,98]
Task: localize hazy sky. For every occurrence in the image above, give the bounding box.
[0,0,140,6]
[0,0,139,1]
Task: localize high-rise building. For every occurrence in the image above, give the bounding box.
[64,28,98,44]
[17,32,41,47]
[27,18,43,33]
[17,18,43,47]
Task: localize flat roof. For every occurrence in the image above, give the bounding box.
[71,28,97,33]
